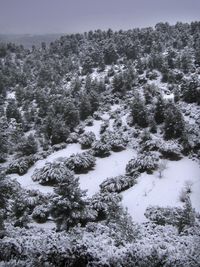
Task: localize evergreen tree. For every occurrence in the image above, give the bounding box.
[16,133,38,156]
[164,103,185,140]
[112,72,125,94]
[6,99,22,123]
[0,117,8,162]
[103,42,118,65]
[131,93,148,128]
[79,93,92,120]
[154,95,165,124]
[51,175,87,231]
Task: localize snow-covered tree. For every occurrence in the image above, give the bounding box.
[7,156,35,175]
[154,95,165,124]
[51,176,88,231]
[32,204,50,223]
[16,133,38,156]
[164,103,185,140]
[92,141,111,157]
[100,173,139,193]
[79,131,96,149]
[32,162,74,185]
[131,93,148,128]
[65,151,96,173]
[126,152,159,175]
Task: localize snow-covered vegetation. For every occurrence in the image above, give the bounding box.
[0,21,200,266]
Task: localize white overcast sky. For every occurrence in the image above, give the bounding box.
[0,0,200,34]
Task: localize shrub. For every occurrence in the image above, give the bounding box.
[66,132,79,143]
[92,141,111,157]
[112,117,123,129]
[100,173,139,193]
[74,124,85,134]
[32,204,50,223]
[90,192,122,221]
[126,152,159,175]
[32,162,74,185]
[145,197,195,232]
[100,120,109,134]
[93,111,102,120]
[65,151,96,173]
[6,156,35,175]
[159,140,183,160]
[52,143,66,152]
[85,116,94,126]
[79,131,96,149]
[16,134,38,156]
[101,131,126,152]
[109,138,126,152]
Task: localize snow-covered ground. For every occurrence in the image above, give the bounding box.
[85,120,102,139]
[9,143,82,194]
[78,148,135,197]
[6,91,16,99]
[8,103,200,224]
[122,158,200,222]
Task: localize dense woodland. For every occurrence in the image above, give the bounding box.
[0,21,200,266]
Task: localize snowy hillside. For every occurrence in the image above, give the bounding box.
[0,22,200,266]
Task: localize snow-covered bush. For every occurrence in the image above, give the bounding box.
[145,197,195,232]
[100,173,139,193]
[126,152,159,175]
[16,133,38,156]
[32,204,50,223]
[93,111,102,120]
[74,124,85,134]
[139,138,160,152]
[91,141,111,157]
[101,130,126,152]
[6,156,35,175]
[66,132,79,143]
[79,131,96,149]
[112,117,123,129]
[111,139,126,152]
[111,222,200,267]
[84,116,94,126]
[52,142,66,151]
[179,180,193,203]
[90,192,122,221]
[65,151,96,173]
[159,140,183,160]
[145,205,184,227]
[100,120,109,134]
[32,162,74,185]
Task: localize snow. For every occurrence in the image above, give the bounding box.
[85,120,102,139]
[147,71,167,89]
[110,104,121,112]
[47,143,82,162]
[78,148,135,197]
[29,220,56,230]
[122,158,200,223]
[9,144,82,194]
[7,100,200,224]
[163,93,174,100]
[6,91,16,99]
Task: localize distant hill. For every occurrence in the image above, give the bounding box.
[0,33,63,49]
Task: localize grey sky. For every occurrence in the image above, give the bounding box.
[0,0,200,34]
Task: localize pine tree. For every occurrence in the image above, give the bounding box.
[16,134,38,156]
[6,99,22,123]
[154,95,165,124]
[79,93,92,120]
[164,103,185,140]
[131,93,148,128]
[51,176,87,231]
